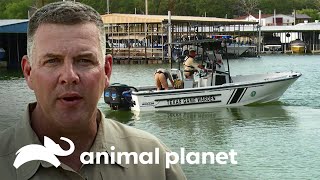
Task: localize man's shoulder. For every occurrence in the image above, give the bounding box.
[0,125,18,177]
[0,126,17,156]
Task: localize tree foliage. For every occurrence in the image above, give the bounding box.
[0,0,319,19]
[297,9,320,21]
[237,0,259,16]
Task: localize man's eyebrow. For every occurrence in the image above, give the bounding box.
[42,53,63,59]
[41,52,97,59]
[75,52,97,59]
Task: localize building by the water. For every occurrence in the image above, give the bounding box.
[101,13,258,64]
[234,12,320,54]
[0,20,28,69]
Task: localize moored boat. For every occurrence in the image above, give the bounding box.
[290,39,306,53]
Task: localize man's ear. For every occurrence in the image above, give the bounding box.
[104,54,113,88]
[21,55,34,90]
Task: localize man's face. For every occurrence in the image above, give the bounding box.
[189,51,196,58]
[22,23,112,128]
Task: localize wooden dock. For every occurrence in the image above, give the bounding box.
[113,56,169,64]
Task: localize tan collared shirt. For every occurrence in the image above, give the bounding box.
[183,56,200,72]
[0,103,186,180]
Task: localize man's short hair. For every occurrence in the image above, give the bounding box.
[27,1,106,65]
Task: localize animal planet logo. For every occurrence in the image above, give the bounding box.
[13,136,75,169]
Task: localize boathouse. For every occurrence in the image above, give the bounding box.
[260,23,320,53]
[0,20,28,69]
[101,13,258,64]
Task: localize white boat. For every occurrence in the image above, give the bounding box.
[227,44,253,56]
[263,45,282,52]
[104,40,301,111]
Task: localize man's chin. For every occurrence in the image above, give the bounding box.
[53,112,89,128]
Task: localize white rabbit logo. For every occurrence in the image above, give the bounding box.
[13,136,75,169]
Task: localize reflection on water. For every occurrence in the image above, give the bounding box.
[104,110,137,125]
[103,105,305,179]
[107,105,294,128]
[105,105,296,149]
[0,69,23,80]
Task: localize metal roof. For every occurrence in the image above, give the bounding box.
[261,23,320,32]
[101,13,258,25]
[0,19,28,33]
[218,22,320,33]
[295,14,311,19]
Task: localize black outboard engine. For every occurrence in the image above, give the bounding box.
[104,83,136,110]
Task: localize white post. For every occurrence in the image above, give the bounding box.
[168,11,172,63]
[145,0,148,15]
[293,9,296,25]
[258,10,262,55]
[259,10,262,26]
[107,0,110,14]
[274,9,276,26]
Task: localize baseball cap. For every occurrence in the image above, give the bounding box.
[189,47,196,52]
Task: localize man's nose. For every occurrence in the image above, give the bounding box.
[58,63,80,85]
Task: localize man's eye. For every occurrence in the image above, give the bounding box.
[44,58,59,64]
[78,59,93,64]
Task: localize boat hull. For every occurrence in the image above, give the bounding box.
[291,46,305,53]
[131,72,301,111]
[227,45,251,56]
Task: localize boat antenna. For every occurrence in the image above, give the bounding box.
[168,11,173,69]
[222,40,232,83]
[201,42,205,65]
[210,41,219,86]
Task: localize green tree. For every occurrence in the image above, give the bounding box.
[4,0,33,19]
[0,0,319,19]
[297,9,320,21]
[78,0,107,14]
[237,0,259,16]
[173,0,196,16]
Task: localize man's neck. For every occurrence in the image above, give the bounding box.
[30,104,101,171]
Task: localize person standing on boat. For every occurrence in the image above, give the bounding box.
[154,68,175,90]
[183,48,205,79]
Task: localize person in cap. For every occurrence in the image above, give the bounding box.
[183,47,205,79]
[154,68,175,90]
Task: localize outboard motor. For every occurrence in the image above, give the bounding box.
[104,83,136,110]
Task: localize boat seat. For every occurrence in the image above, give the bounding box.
[184,79,196,88]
